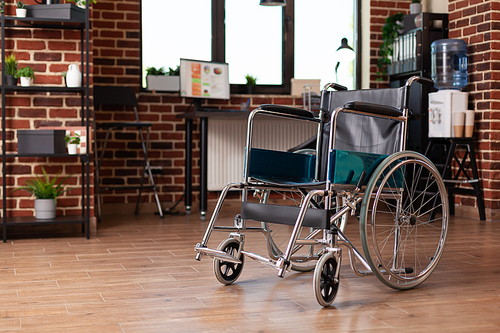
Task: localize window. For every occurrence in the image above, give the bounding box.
[141,0,359,93]
[294,0,356,90]
[225,1,283,85]
[140,0,211,87]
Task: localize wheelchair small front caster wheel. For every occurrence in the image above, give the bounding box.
[213,238,244,285]
[313,252,340,307]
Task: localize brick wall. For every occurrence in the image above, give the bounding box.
[1,1,93,217]
[447,0,500,210]
[369,0,410,88]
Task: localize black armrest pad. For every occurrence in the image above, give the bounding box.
[343,101,402,117]
[258,104,315,118]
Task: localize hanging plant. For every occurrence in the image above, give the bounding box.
[376,12,404,80]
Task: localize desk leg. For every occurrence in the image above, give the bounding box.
[185,119,192,214]
[200,117,208,219]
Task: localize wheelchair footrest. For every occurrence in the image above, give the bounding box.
[195,246,242,264]
[241,202,332,229]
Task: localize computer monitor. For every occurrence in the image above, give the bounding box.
[179,58,230,101]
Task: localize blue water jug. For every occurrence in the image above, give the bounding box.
[431,39,468,90]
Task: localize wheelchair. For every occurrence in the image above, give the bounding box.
[195,76,448,307]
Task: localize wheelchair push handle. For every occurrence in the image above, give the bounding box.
[416,77,434,86]
[323,83,348,91]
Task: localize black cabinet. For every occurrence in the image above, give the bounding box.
[389,13,449,153]
[1,4,91,242]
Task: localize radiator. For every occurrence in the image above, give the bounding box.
[208,118,317,191]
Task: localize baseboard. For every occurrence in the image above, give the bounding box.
[453,204,500,221]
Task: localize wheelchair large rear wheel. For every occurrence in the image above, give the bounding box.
[258,188,326,272]
[359,151,448,290]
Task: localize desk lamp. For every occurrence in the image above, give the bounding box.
[260,0,286,6]
[335,38,355,82]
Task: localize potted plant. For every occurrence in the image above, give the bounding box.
[145,65,180,91]
[15,66,35,87]
[245,74,257,94]
[65,132,80,155]
[61,71,67,87]
[410,0,422,15]
[12,167,72,219]
[68,0,96,9]
[15,0,26,18]
[376,12,404,80]
[5,54,18,86]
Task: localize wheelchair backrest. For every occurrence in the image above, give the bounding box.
[318,86,406,181]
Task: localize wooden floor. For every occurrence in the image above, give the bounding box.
[0,201,499,332]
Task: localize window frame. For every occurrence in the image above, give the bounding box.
[140,0,360,94]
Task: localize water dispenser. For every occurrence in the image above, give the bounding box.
[431,39,468,90]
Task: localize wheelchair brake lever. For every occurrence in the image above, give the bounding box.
[354,171,367,192]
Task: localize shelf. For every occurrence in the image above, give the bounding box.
[1,7,91,242]
[2,86,85,93]
[4,215,86,226]
[3,16,84,26]
[1,153,89,158]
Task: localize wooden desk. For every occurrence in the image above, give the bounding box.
[177,110,249,218]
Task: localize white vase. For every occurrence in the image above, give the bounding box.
[68,143,78,155]
[16,8,27,18]
[20,77,32,87]
[410,3,422,15]
[34,199,56,219]
[66,64,82,88]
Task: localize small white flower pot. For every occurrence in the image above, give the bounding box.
[34,199,56,219]
[410,3,422,15]
[68,143,78,155]
[16,8,27,18]
[20,77,32,87]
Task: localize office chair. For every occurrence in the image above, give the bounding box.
[93,86,163,221]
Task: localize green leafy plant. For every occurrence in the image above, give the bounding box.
[412,0,421,3]
[146,66,167,76]
[11,167,72,200]
[146,66,179,76]
[65,133,80,145]
[15,0,26,9]
[167,65,180,76]
[68,0,97,6]
[245,74,257,86]
[376,12,404,80]
[5,54,18,76]
[15,66,35,79]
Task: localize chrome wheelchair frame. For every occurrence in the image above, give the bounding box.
[195,76,448,307]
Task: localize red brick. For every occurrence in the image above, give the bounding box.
[48,41,77,51]
[17,40,45,50]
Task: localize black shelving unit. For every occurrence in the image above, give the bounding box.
[1,4,91,242]
[389,12,449,153]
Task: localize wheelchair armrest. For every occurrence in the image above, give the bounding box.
[258,104,315,119]
[343,101,402,118]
